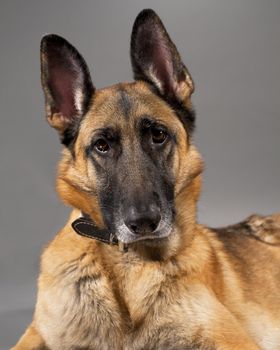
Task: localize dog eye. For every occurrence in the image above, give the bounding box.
[150,127,167,144]
[94,139,110,153]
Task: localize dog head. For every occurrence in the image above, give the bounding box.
[40,9,203,245]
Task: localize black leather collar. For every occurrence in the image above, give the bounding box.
[71,213,128,252]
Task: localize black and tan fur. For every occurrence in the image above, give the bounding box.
[12,9,280,350]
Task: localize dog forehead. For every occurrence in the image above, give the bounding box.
[83,81,182,131]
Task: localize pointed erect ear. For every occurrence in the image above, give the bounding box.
[40,34,94,145]
[130,9,194,103]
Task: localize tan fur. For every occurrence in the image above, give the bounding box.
[12,82,280,350]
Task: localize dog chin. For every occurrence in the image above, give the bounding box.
[115,221,173,245]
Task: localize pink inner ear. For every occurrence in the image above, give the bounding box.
[151,40,175,98]
[136,23,178,100]
[49,66,78,121]
[41,34,94,132]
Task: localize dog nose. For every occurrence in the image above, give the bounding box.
[124,204,161,235]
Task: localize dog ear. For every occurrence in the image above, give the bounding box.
[130,9,194,103]
[40,34,94,145]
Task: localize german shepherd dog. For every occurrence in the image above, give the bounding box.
[12,9,280,350]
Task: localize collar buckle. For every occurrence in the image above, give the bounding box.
[118,241,128,252]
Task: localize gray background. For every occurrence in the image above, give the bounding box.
[0,0,279,348]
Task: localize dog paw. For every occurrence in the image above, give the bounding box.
[246,213,280,245]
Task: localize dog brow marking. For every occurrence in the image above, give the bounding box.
[117,89,132,119]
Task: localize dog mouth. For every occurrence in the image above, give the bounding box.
[115,218,173,244]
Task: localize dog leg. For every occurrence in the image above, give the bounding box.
[188,287,262,350]
[10,324,48,350]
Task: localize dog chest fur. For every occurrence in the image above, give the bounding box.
[33,217,210,349]
[30,213,279,350]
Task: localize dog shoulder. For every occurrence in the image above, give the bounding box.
[35,210,124,349]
